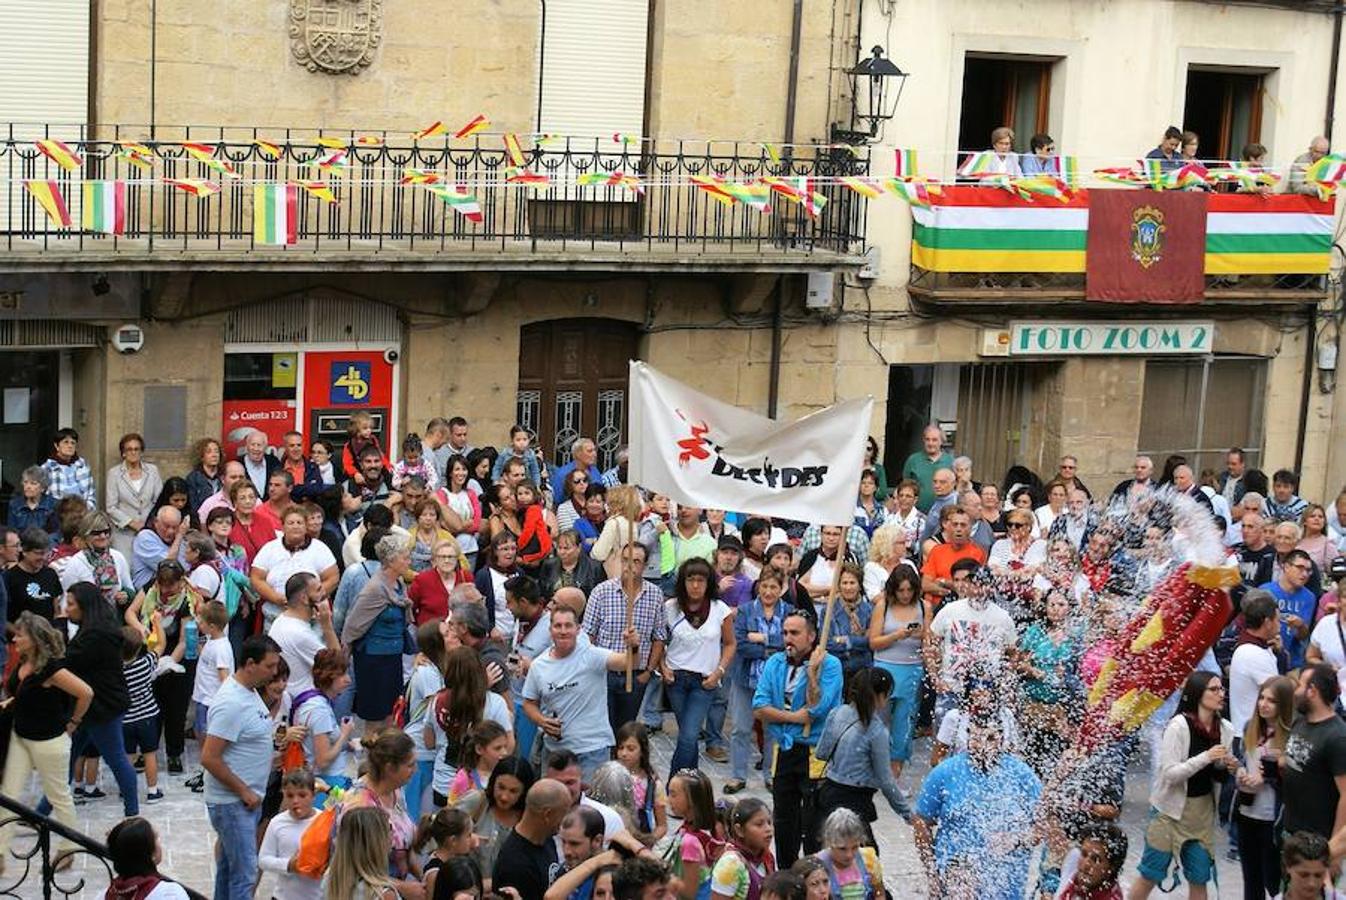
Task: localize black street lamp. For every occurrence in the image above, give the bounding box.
[832,45,908,145]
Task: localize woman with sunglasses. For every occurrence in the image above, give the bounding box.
[555,468,591,533]
[58,511,135,614]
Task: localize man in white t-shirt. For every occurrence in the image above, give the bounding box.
[267,572,340,695]
[545,750,624,845]
[250,507,338,631]
[925,560,1014,721]
[1229,590,1282,735]
[1307,560,1346,696]
[522,606,638,781]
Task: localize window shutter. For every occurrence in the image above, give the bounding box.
[539,0,649,139]
[0,0,89,137]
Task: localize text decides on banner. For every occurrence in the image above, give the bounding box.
[628,361,871,525]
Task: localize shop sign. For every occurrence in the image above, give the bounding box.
[982,321,1215,357]
[221,399,299,457]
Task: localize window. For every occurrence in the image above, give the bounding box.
[538,0,649,138]
[1183,68,1265,162]
[1138,357,1265,475]
[957,55,1053,154]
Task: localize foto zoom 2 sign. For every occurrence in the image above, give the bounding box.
[1008,321,1214,356]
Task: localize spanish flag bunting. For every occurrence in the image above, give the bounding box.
[253,183,298,245]
[575,171,643,194]
[506,170,550,187]
[412,121,447,141]
[690,175,736,206]
[115,141,155,169]
[355,135,384,146]
[254,139,283,159]
[82,180,127,234]
[294,181,337,203]
[762,176,804,201]
[453,115,489,139]
[181,142,238,178]
[426,184,483,223]
[35,139,82,172]
[24,180,71,227]
[163,178,221,197]
[840,176,883,199]
[764,176,826,218]
[721,182,772,213]
[400,168,441,186]
[503,133,526,169]
[315,136,348,149]
[893,149,918,178]
[309,148,349,175]
[763,143,782,166]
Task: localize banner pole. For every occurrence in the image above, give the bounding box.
[804,523,851,738]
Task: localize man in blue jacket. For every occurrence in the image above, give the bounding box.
[753,608,843,867]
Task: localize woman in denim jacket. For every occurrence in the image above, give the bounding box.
[725,567,789,794]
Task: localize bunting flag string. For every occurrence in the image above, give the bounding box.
[308,148,349,175]
[763,143,782,166]
[505,170,550,187]
[180,142,240,178]
[35,139,83,172]
[893,148,918,179]
[400,168,441,185]
[253,182,298,245]
[82,180,127,234]
[690,174,737,206]
[254,139,283,160]
[315,137,348,149]
[840,176,884,199]
[411,121,446,142]
[294,180,338,203]
[24,180,71,227]
[574,171,645,194]
[115,141,155,169]
[502,134,527,168]
[163,178,222,197]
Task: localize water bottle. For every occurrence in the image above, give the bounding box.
[184,617,199,662]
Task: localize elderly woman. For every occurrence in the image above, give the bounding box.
[0,612,94,874]
[228,480,279,567]
[405,499,455,579]
[106,433,163,558]
[58,511,135,610]
[185,437,223,514]
[988,508,1047,580]
[342,533,415,738]
[987,126,1023,176]
[863,521,917,600]
[888,479,925,546]
[539,528,603,599]
[408,539,469,625]
[7,466,59,540]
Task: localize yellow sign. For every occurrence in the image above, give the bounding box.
[271,353,297,388]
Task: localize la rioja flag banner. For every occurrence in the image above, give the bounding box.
[628,362,871,525]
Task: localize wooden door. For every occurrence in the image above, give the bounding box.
[517,319,640,471]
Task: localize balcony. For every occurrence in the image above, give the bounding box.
[908,185,1336,306]
[0,125,870,273]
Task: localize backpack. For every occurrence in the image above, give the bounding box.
[282,689,325,773]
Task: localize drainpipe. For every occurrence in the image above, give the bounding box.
[783,0,804,146]
[768,280,784,419]
[536,0,547,132]
[1295,306,1317,475]
[149,0,157,138]
[1328,0,1343,142]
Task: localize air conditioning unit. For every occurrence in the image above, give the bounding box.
[805,272,835,309]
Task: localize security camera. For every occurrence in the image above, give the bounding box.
[383,348,400,365]
[110,324,145,354]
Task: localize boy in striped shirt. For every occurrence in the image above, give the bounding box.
[122,614,167,803]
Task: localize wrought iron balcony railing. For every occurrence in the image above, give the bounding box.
[0,793,207,899]
[0,124,870,264]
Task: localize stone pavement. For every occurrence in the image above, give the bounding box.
[0,727,1242,899]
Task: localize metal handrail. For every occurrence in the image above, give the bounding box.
[0,792,207,899]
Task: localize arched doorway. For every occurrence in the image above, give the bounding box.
[517,319,640,470]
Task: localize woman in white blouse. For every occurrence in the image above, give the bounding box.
[1034,480,1068,537]
[105,433,162,558]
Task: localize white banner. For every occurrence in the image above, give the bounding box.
[628,361,872,525]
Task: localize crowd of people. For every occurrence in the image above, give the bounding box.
[4,416,1346,899]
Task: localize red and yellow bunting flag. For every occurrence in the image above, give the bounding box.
[254,139,283,159]
[294,181,337,203]
[506,170,550,187]
[24,180,71,227]
[163,178,221,197]
[308,148,349,175]
[354,135,383,146]
[503,133,526,168]
[691,175,737,205]
[315,136,348,149]
[575,171,644,194]
[721,182,772,213]
[612,133,640,147]
[82,180,127,234]
[454,115,489,139]
[400,168,441,186]
[115,141,155,169]
[35,139,82,172]
[181,142,238,178]
[840,176,883,199]
[411,121,447,141]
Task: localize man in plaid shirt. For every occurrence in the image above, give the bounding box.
[41,428,96,509]
[584,542,668,733]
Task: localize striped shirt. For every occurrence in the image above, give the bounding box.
[584,578,668,669]
[123,650,160,724]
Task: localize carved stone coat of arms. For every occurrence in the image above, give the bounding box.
[290,0,383,75]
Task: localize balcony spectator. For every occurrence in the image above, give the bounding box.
[1145,126,1185,173]
[41,427,96,509]
[105,433,162,558]
[1289,136,1331,195]
[1181,130,1200,162]
[901,425,953,514]
[7,466,59,541]
[988,126,1022,176]
[186,438,223,513]
[1020,133,1056,175]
